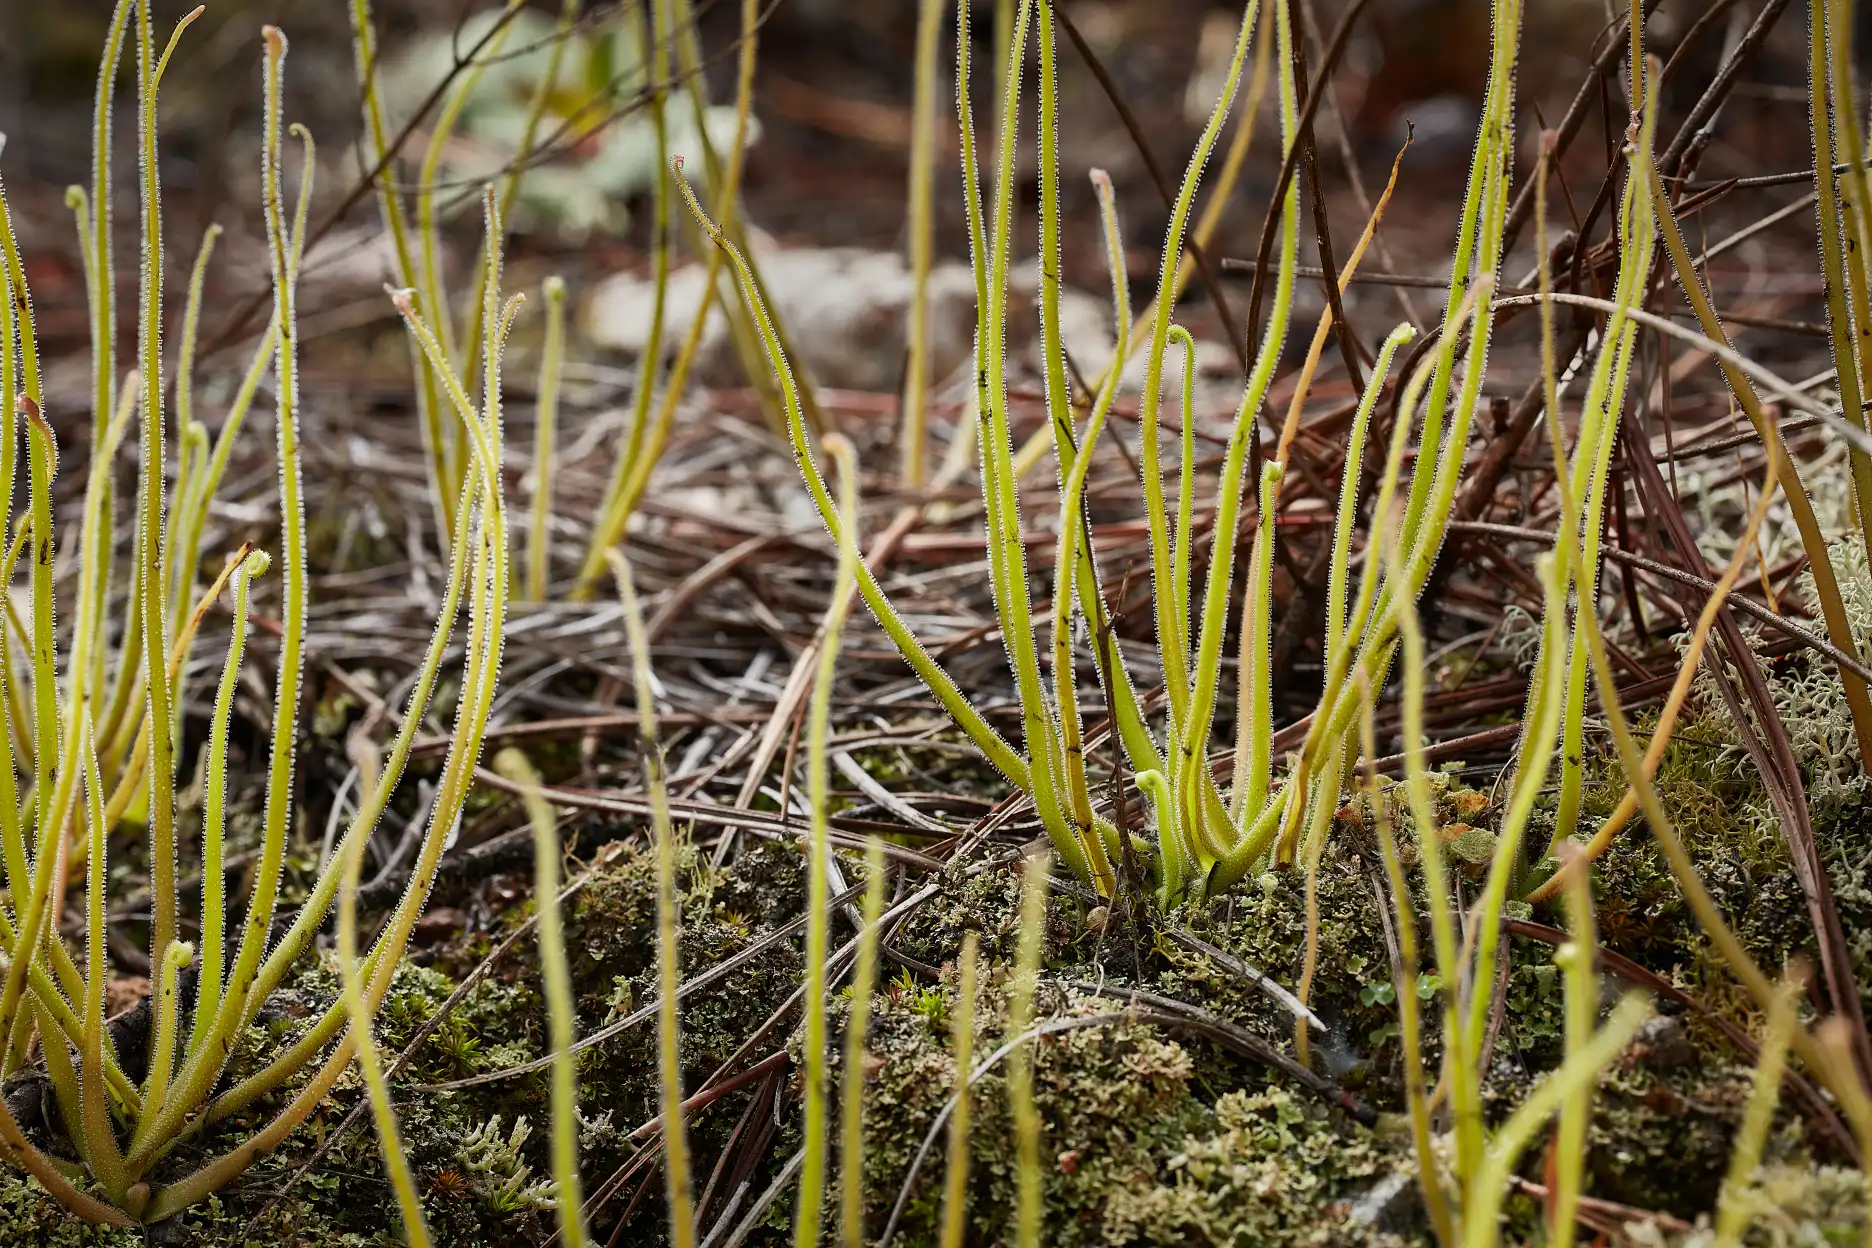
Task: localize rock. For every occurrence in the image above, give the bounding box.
[583,239,1222,400]
[585,241,978,392]
[1344,1169,1422,1236]
[299,224,407,301]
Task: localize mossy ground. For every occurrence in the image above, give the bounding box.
[5,679,1870,1245]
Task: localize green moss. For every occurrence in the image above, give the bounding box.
[1100,1087,1414,1248]
[0,936,561,1246]
[846,971,1415,1247]
[1580,1047,1753,1218]
[16,718,1864,1248]
[1678,1162,1868,1245]
[1568,706,1872,1025]
[0,1170,143,1248]
[553,836,815,1243]
[892,862,1030,968]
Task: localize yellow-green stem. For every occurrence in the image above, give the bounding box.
[187,552,266,1059]
[1460,996,1652,1248]
[575,0,674,596]
[939,932,979,1248]
[1008,853,1049,1248]
[1549,845,1598,1248]
[495,750,586,1248]
[348,0,451,531]
[837,839,887,1248]
[612,549,698,1248]
[528,275,567,601]
[338,760,433,1248]
[901,0,945,486]
[1712,985,1798,1246]
[795,436,861,1247]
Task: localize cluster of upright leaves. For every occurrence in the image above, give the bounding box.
[350,0,565,542]
[351,0,800,603]
[676,7,1691,1240]
[682,0,1872,1244]
[610,549,698,1248]
[1382,16,1872,1239]
[1524,0,1872,896]
[1295,4,1634,1237]
[1514,53,1660,858]
[571,0,778,599]
[683,0,1511,911]
[0,6,512,1227]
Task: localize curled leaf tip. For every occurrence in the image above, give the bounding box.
[262,25,286,56]
[1089,168,1111,188]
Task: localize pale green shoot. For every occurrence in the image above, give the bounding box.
[577,0,673,595]
[795,436,862,1247]
[529,275,568,601]
[1711,991,1799,1246]
[938,933,979,1248]
[495,749,587,1248]
[1537,90,1660,849]
[837,839,888,1248]
[1007,853,1049,1248]
[611,549,698,1248]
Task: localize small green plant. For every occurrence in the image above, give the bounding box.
[681,0,1521,910]
[527,274,568,601]
[837,837,887,1248]
[902,976,948,1026]
[612,548,698,1248]
[495,748,587,1248]
[795,435,861,1248]
[571,0,787,598]
[938,931,978,1248]
[0,9,512,1225]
